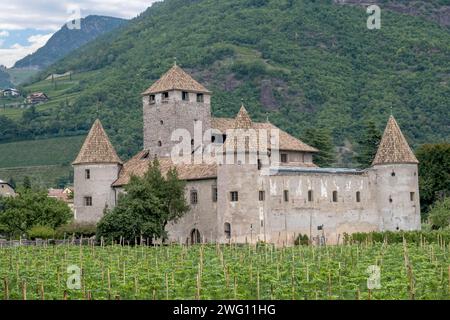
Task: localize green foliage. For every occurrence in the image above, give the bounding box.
[1,243,450,299]
[0,0,449,164]
[96,159,189,243]
[0,188,72,238]
[302,128,335,167]
[294,234,309,246]
[416,143,450,214]
[27,225,55,240]
[55,221,97,238]
[344,230,450,245]
[354,121,382,168]
[428,198,450,229]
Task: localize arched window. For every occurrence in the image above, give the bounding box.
[224,223,231,239]
[190,190,198,204]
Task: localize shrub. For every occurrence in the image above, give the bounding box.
[294,234,309,246]
[429,197,450,229]
[343,230,450,245]
[56,222,97,239]
[27,226,55,240]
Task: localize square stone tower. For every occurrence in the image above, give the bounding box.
[142,64,212,158]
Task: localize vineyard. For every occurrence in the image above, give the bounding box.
[0,242,449,300]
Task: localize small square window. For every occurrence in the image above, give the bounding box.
[149,95,156,104]
[283,190,289,202]
[84,196,92,207]
[85,169,90,180]
[162,92,169,101]
[190,190,198,205]
[197,93,204,103]
[281,154,288,163]
[182,91,189,101]
[259,190,265,201]
[230,191,238,202]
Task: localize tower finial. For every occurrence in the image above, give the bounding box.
[241,98,244,107]
[266,112,269,123]
[390,104,393,116]
[174,57,177,66]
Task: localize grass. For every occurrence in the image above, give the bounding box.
[0,242,448,300]
[0,70,98,120]
[0,136,84,188]
[0,136,84,168]
[0,165,73,189]
[6,68,40,86]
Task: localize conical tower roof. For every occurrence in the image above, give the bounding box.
[234,104,253,129]
[372,115,418,166]
[73,119,122,165]
[142,64,210,95]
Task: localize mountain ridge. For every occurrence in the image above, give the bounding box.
[13,15,128,69]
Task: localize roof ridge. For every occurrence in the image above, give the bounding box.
[372,115,419,166]
[73,119,122,165]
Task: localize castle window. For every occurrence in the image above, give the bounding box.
[257,159,262,170]
[158,141,162,147]
[259,190,265,201]
[389,196,393,203]
[84,196,92,207]
[85,169,90,180]
[230,191,239,202]
[160,120,164,125]
[212,186,218,202]
[162,92,169,102]
[356,191,361,203]
[149,95,155,104]
[190,190,198,205]
[410,192,415,202]
[197,93,204,103]
[391,171,396,177]
[224,223,231,239]
[333,191,338,202]
[281,153,288,163]
[284,190,289,202]
[191,139,195,146]
[308,190,314,202]
[182,91,189,101]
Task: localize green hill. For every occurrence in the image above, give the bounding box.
[1,0,450,163]
[0,136,84,188]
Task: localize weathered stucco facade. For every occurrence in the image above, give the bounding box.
[74,65,421,245]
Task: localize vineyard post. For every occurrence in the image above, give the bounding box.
[22,280,27,300]
[3,277,9,300]
[256,269,260,300]
[40,282,44,300]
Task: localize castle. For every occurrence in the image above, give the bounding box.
[73,64,421,245]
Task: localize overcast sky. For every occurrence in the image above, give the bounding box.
[0,0,157,67]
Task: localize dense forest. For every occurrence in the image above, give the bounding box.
[2,0,450,162]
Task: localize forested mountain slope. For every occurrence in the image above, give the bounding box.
[3,0,450,161]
